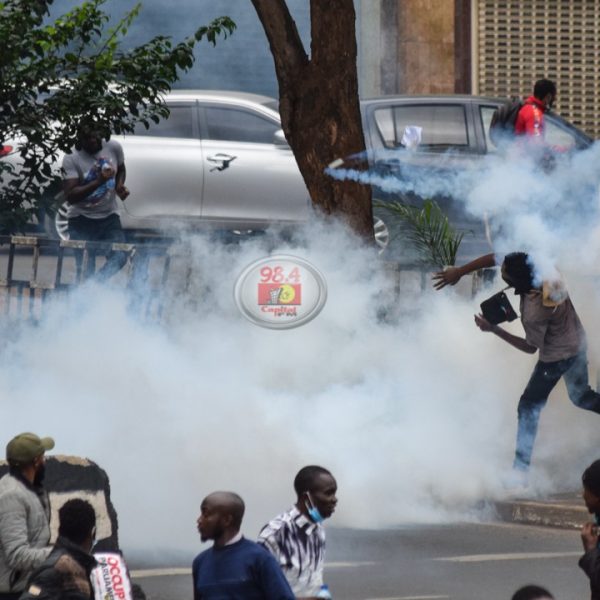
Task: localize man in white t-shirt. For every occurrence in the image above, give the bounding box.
[62,122,130,280]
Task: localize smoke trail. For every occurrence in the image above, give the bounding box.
[328,141,600,282]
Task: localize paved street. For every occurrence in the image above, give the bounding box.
[128,522,589,600]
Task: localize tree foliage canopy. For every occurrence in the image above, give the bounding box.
[0,0,235,232]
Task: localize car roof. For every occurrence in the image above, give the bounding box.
[361,94,505,104]
[360,94,592,143]
[166,89,276,105]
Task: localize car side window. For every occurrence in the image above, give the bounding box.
[133,105,195,138]
[544,118,577,150]
[480,106,578,152]
[373,104,469,151]
[204,107,280,144]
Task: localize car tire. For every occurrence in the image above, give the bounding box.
[373,215,389,254]
[42,201,69,240]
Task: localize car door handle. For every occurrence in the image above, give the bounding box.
[207,153,237,172]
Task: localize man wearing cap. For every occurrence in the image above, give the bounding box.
[0,432,54,600]
[580,459,600,600]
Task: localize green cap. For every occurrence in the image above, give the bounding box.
[6,432,55,464]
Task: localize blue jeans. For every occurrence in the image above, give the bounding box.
[514,352,600,470]
[68,213,127,281]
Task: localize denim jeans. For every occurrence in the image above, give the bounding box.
[68,213,128,281]
[514,351,600,470]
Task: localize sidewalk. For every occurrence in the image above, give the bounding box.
[493,491,589,530]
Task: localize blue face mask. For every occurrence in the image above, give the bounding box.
[305,493,324,523]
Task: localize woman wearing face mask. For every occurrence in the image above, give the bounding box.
[258,466,338,599]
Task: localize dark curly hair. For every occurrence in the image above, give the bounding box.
[533,79,556,101]
[583,459,600,497]
[503,252,535,294]
[294,466,332,496]
[512,585,553,600]
[58,499,96,545]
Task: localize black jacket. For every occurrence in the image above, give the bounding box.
[19,537,97,600]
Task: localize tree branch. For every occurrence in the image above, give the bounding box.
[250,0,308,85]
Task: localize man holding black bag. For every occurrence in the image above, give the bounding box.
[433,252,600,477]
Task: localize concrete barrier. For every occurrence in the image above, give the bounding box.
[0,455,120,551]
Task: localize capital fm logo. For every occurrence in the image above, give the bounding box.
[234,255,327,329]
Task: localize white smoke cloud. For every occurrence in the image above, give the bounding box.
[329,141,600,282]
[1,209,599,559]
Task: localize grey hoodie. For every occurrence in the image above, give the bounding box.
[0,472,51,593]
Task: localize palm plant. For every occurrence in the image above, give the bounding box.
[374,199,465,267]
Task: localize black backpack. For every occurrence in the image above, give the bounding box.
[489,99,523,145]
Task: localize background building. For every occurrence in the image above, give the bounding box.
[360,0,600,138]
[49,1,599,137]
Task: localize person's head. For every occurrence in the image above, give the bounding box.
[582,459,600,514]
[58,499,97,552]
[196,491,245,545]
[511,584,554,600]
[501,253,535,295]
[75,119,109,154]
[6,432,54,484]
[294,465,337,523]
[533,79,557,109]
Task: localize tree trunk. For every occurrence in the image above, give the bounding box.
[251,0,373,240]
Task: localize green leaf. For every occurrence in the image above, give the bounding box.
[375,198,466,267]
[0,0,234,232]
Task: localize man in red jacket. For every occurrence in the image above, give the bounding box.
[515,79,556,139]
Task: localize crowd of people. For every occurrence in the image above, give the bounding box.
[0,433,339,600]
[0,432,599,599]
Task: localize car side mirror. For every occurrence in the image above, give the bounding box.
[273,129,288,146]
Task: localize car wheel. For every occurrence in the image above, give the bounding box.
[373,215,389,254]
[46,202,69,240]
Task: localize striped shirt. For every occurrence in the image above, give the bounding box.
[257,506,325,597]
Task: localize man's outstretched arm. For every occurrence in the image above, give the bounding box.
[432,253,497,290]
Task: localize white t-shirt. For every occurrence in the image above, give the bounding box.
[62,139,124,219]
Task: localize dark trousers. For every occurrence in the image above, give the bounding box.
[68,213,128,281]
[514,351,600,470]
[0,593,22,600]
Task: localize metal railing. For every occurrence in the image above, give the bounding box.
[0,235,171,321]
[0,235,494,323]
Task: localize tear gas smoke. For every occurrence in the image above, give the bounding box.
[328,141,600,282]
[1,208,599,558]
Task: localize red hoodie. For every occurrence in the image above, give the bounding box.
[514,96,547,137]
